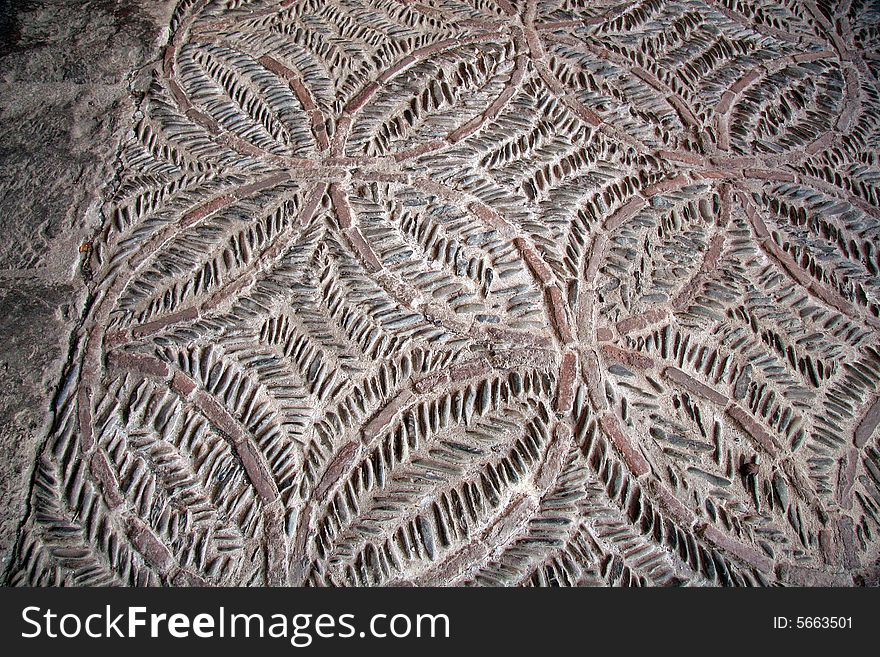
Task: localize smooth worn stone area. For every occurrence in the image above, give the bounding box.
[0,0,177,574]
[3,0,880,587]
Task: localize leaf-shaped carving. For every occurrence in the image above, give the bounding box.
[8,0,880,588]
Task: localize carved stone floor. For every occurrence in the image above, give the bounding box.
[3,0,880,586]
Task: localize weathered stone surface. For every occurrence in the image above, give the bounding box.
[0,0,175,574]
[0,280,78,567]
[3,0,880,588]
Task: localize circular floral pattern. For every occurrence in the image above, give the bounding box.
[10,0,880,586]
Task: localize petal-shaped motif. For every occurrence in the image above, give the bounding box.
[8,0,880,587]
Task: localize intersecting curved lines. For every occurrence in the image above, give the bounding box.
[9,0,880,586]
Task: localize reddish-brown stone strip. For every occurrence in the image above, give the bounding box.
[362,388,415,443]
[487,347,554,373]
[347,81,381,113]
[691,168,730,181]
[344,227,384,273]
[598,413,650,477]
[191,388,280,504]
[805,130,836,155]
[393,138,447,161]
[107,352,171,379]
[181,195,235,227]
[89,450,125,510]
[603,197,646,232]
[330,115,352,155]
[663,367,729,406]
[394,488,540,584]
[376,54,417,85]
[77,386,95,452]
[483,326,553,348]
[221,132,271,160]
[600,344,654,371]
[413,370,451,394]
[264,502,289,586]
[185,107,221,134]
[665,93,699,129]
[836,448,858,510]
[514,237,554,285]
[657,149,705,165]
[545,285,574,345]
[289,501,314,585]
[697,523,773,572]
[166,78,191,113]
[725,404,781,458]
[237,440,280,503]
[628,66,698,128]
[716,90,735,116]
[171,370,197,398]
[535,19,584,29]
[172,570,209,587]
[483,494,537,545]
[583,350,608,411]
[616,307,668,335]
[130,307,199,339]
[836,516,860,569]
[729,67,762,95]
[329,183,353,228]
[854,395,880,448]
[449,359,492,383]
[713,107,731,150]
[534,423,573,490]
[192,390,245,442]
[233,172,291,198]
[257,55,316,110]
[775,564,851,586]
[647,479,696,527]
[642,175,690,197]
[584,234,608,286]
[375,271,419,308]
[202,274,254,312]
[533,60,603,128]
[838,65,860,132]
[163,43,177,78]
[522,20,544,59]
[127,516,175,575]
[743,198,770,240]
[743,168,795,183]
[494,0,516,15]
[819,527,838,566]
[554,351,578,414]
[313,441,362,504]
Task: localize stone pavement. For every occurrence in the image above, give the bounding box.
[2,0,879,586]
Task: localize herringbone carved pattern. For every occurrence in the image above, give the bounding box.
[9,0,880,586]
